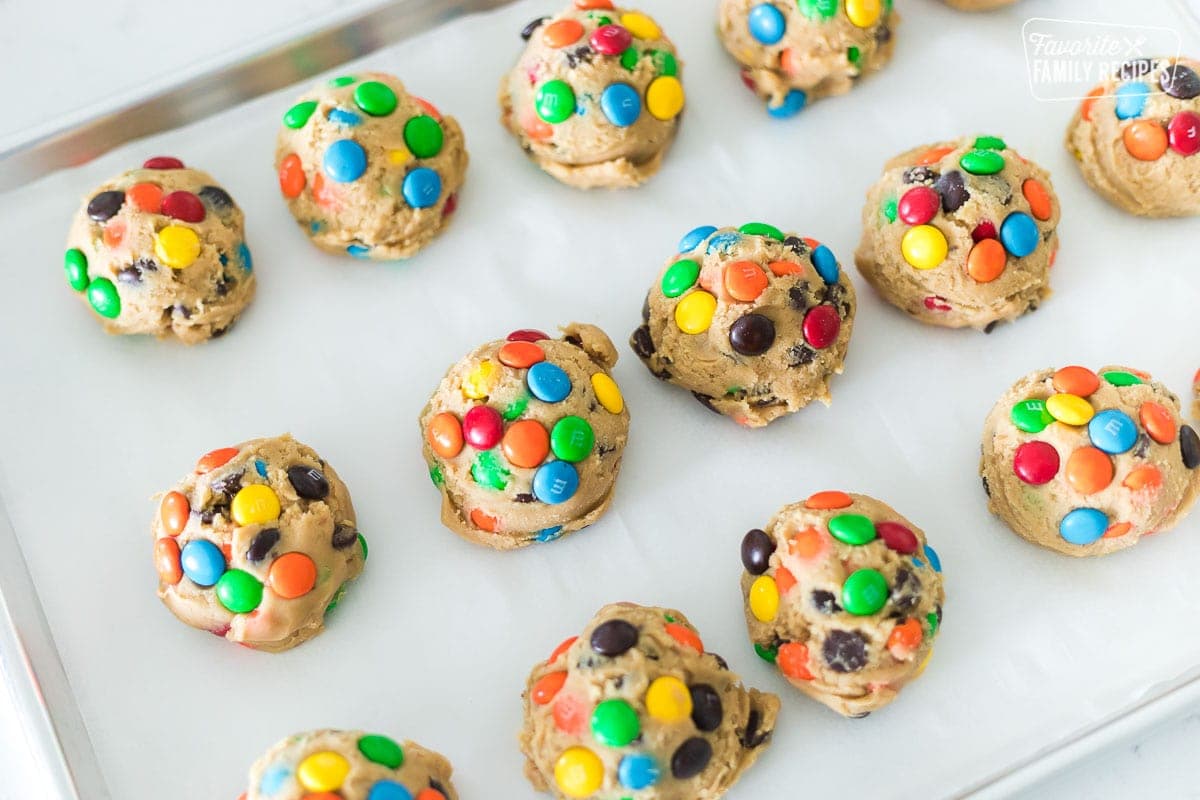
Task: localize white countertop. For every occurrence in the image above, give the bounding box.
[2,0,1198,796]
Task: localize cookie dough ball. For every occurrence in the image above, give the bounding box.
[500,2,685,188]
[63,157,254,343]
[740,492,944,717]
[718,0,897,118]
[631,222,856,427]
[246,729,457,799]
[1066,57,1200,217]
[855,136,1060,330]
[520,603,779,799]
[420,324,630,549]
[153,435,366,652]
[981,366,1200,557]
[941,0,1016,10]
[275,72,468,258]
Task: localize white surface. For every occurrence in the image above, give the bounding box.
[2,0,1200,798]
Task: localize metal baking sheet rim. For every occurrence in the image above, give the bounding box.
[2,0,1200,796]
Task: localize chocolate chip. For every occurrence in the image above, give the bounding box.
[708,651,729,670]
[849,711,872,719]
[287,465,330,499]
[788,284,810,310]
[783,236,809,257]
[890,568,922,613]
[1161,63,1200,99]
[1133,433,1152,459]
[934,170,969,212]
[429,780,448,795]
[590,619,638,656]
[172,304,191,319]
[1117,58,1156,80]
[812,590,841,614]
[210,471,243,498]
[671,737,712,779]
[199,504,228,524]
[903,166,938,184]
[692,392,722,415]
[652,368,672,381]
[823,630,869,673]
[982,475,991,497]
[786,344,816,367]
[738,708,770,748]
[875,24,891,43]
[641,293,651,323]
[331,525,358,549]
[565,46,593,68]
[515,493,535,503]
[1181,425,1200,469]
[215,278,230,296]
[935,603,943,624]
[198,185,234,211]
[821,282,845,307]
[984,320,999,334]
[520,16,548,40]
[689,684,723,731]
[117,266,142,284]
[246,528,280,562]
[630,325,655,358]
[741,529,774,575]
[87,190,125,222]
[729,314,775,356]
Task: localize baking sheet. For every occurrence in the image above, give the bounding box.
[1,0,1199,797]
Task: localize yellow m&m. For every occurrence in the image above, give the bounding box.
[646,76,685,121]
[620,11,661,40]
[297,750,350,792]
[749,575,779,622]
[232,484,281,526]
[590,373,624,414]
[554,746,603,798]
[645,675,692,722]
[154,225,201,269]
[674,290,717,334]
[901,225,948,270]
[1046,393,1095,426]
[462,360,498,400]
[846,0,882,27]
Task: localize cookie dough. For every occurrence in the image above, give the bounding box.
[855,136,1060,330]
[941,0,1017,10]
[499,3,684,188]
[631,222,856,427]
[520,602,779,799]
[740,491,943,717]
[63,157,254,343]
[981,365,1200,556]
[1066,57,1200,217]
[276,72,468,258]
[246,729,457,799]
[420,324,630,549]
[718,0,897,117]
[153,435,366,651]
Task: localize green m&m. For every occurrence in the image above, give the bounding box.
[64,248,88,291]
[590,699,640,747]
[472,450,511,490]
[1010,398,1054,433]
[754,642,778,663]
[1101,370,1143,386]
[739,221,784,240]
[842,568,888,616]
[358,734,404,768]
[215,569,263,613]
[798,0,837,20]
[353,81,398,116]
[960,149,1005,175]
[827,514,876,546]
[329,75,356,88]
[86,277,120,319]
[404,115,443,158]
[551,416,594,463]
[283,100,318,129]
[661,259,700,298]
[536,80,576,124]
[974,135,1007,151]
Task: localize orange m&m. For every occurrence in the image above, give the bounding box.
[805,490,852,509]
[1065,447,1113,494]
[1123,120,1168,161]
[665,622,703,653]
[279,153,305,198]
[269,552,318,598]
[532,671,568,704]
[161,491,189,536]
[724,261,769,301]
[427,412,464,458]
[1139,401,1176,444]
[777,642,813,680]
[501,419,550,468]
[1052,366,1099,397]
[196,447,239,474]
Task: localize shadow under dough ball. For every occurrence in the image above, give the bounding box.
[63,156,254,343]
[980,365,1200,556]
[420,323,630,549]
[855,135,1060,331]
[153,434,366,652]
[276,71,468,259]
[245,729,458,799]
[521,602,779,799]
[631,221,856,428]
[499,2,685,188]
[740,491,944,717]
[717,0,898,117]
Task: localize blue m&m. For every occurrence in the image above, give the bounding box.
[999,212,1039,257]
[324,139,368,182]
[678,225,717,253]
[748,4,786,44]
[768,89,807,118]
[618,753,660,789]
[402,168,442,209]
[180,539,225,586]
[601,83,641,127]
[1060,507,1108,545]
[811,244,839,284]
[1088,409,1138,454]
[1114,82,1149,119]
[528,362,572,402]
[533,460,579,504]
